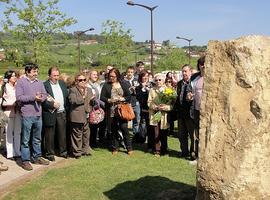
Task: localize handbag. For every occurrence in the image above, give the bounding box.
[118,102,135,121]
[89,105,105,124]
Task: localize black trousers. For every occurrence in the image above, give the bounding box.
[111,116,132,151]
[178,117,195,156]
[89,120,105,148]
[43,112,67,157]
[141,112,154,150]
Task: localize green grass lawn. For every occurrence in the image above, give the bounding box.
[4,136,196,200]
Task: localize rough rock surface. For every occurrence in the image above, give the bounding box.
[196,35,270,200]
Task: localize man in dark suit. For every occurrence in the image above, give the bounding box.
[175,64,195,160]
[42,66,69,161]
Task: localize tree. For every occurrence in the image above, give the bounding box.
[155,47,196,72]
[101,20,134,70]
[2,0,76,66]
[162,40,170,47]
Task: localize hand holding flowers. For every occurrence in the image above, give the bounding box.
[152,87,177,123]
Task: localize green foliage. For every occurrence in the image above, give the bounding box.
[101,20,134,69]
[162,40,170,47]
[183,45,207,52]
[1,0,76,66]
[155,47,197,72]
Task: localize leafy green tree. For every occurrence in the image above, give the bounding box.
[2,0,76,66]
[162,40,170,47]
[155,47,197,72]
[101,20,134,70]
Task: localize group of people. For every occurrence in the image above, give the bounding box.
[0,57,205,172]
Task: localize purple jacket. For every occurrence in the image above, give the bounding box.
[15,77,47,117]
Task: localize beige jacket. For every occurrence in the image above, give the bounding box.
[2,83,18,118]
[147,87,172,129]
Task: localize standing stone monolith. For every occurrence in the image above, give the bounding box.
[196,35,270,200]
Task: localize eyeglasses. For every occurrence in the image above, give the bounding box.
[77,78,86,82]
[155,79,162,82]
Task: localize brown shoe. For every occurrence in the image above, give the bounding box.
[112,150,118,155]
[0,164,8,171]
[127,150,134,156]
[21,161,33,171]
[33,157,49,165]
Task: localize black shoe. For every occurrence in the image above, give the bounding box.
[178,152,189,158]
[59,153,68,159]
[46,155,55,162]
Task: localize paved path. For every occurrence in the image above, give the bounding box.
[0,154,65,198]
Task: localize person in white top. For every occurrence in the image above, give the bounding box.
[186,56,205,162]
[1,70,21,160]
[87,70,105,147]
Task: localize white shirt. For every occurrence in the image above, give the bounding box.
[50,81,65,113]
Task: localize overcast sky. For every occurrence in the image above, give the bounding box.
[1,0,269,46]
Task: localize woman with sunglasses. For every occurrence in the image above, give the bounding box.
[1,70,21,160]
[148,74,172,156]
[100,68,133,155]
[68,73,94,159]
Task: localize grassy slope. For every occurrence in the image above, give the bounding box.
[4,137,196,200]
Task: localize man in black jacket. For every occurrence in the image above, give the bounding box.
[42,67,69,161]
[175,64,195,160]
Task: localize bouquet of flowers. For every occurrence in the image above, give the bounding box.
[152,87,177,123]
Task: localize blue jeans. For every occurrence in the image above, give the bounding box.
[21,116,42,162]
[132,102,141,135]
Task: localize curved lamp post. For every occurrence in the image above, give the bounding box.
[176,36,193,65]
[76,27,95,71]
[127,1,158,74]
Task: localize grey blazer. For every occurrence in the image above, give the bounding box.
[68,86,93,123]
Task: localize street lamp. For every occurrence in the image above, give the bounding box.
[176,36,193,65]
[76,27,95,71]
[127,1,158,74]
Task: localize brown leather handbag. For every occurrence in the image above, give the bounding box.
[118,103,135,121]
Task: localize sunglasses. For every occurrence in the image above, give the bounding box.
[78,78,86,82]
[155,79,162,82]
[166,81,172,83]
